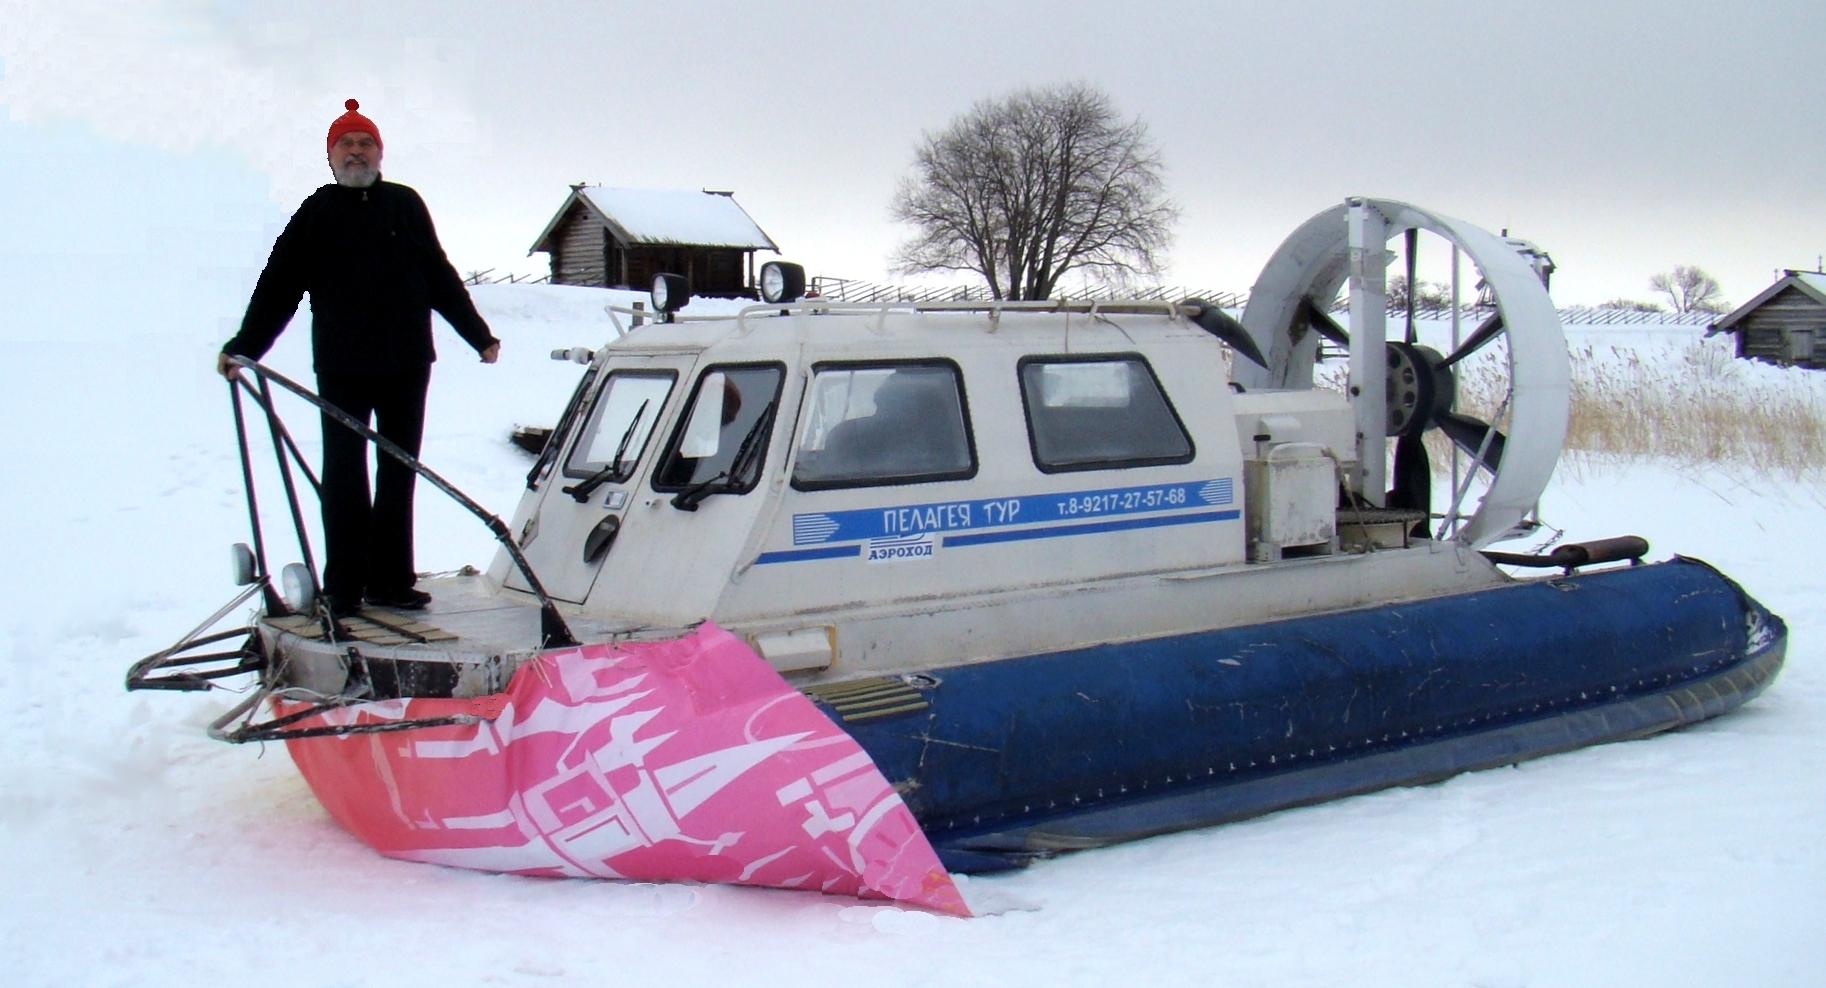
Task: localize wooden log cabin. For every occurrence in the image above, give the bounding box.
[1710,270,1826,369]
[530,186,779,297]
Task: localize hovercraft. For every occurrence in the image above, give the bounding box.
[130,199,1786,915]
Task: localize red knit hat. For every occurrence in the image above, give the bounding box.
[326,99,382,152]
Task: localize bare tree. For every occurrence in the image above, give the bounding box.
[890,83,1178,301]
[1650,265,1727,314]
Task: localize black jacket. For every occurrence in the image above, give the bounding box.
[223,179,497,373]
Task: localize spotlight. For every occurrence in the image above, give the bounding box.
[651,273,689,321]
[759,261,806,304]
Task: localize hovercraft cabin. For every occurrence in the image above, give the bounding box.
[530,186,779,298]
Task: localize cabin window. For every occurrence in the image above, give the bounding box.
[1019,355,1194,472]
[528,362,602,490]
[791,361,976,490]
[563,371,677,481]
[651,363,786,494]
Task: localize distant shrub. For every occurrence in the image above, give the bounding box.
[1596,298,1664,313]
[1386,274,1459,312]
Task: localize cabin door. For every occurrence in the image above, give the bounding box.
[506,354,692,603]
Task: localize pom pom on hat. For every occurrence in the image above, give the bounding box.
[326,99,382,152]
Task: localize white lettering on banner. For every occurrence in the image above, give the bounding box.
[1057,485,1189,517]
[882,502,973,535]
[980,499,1022,525]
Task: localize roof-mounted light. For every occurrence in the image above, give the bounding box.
[651,273,689,321]
[759,261,806,305]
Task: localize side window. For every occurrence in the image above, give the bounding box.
[1019,355,1193,472]
[652,363,785,493]
[791,361,975,490]
[563,371,676,480]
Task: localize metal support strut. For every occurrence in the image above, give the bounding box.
[221,356,577,649]
[127,357,580,740]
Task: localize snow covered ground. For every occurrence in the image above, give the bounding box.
[2,286,1821,987]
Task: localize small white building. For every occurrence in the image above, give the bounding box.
[1710,270,1826,369]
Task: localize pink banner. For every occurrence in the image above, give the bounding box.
[277,623,968,916]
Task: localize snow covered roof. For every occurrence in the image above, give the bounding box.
[529,186,777,254]
[1713,269,1826,330]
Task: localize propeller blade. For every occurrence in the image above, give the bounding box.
[1387,430,1432,533]
[1404,227,1419,345]
[1299,297,1350,346]
[1439,312,1504,368]
[1437,411,1507,469]
[1184,298,1269,369]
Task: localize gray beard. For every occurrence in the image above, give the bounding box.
[333,161,380,188]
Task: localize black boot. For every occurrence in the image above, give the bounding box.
[364,587,432,611]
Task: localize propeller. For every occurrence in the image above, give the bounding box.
[1298,297,1350,347]
[1436,411,1507,468]
[1382,341,1508,528]
[1184,298,1269,369]
[1438,312,1504,368]
[1242,199,1566,548]
[1404,227,1419,346]
[1280,230,1511,531]
[1392,232,1507,493]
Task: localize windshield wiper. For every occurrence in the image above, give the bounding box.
[670,399,777,512]
[562,399,648,503]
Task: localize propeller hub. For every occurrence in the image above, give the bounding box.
[1385,342,1454,437]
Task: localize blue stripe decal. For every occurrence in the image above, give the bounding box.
[754,544,862,565]
[792,514,841,543]
[942,509,1240,547]
[791,478,1235,545]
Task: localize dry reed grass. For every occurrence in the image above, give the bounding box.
[1458,338,1826,480]
[1321,337,1826,482]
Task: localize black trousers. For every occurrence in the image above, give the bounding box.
[316,367,431,601]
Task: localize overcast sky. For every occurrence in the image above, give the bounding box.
[3,0,1823,313]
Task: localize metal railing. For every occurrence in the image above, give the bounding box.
[463,268,552,286]
[220,356,576,646]
[807,276,1716,327]
[126,357,578,742]
[809,276,1246,309]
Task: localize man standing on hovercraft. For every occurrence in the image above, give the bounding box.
[218,99,500,615]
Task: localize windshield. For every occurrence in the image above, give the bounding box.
[564,371,676,480]
[652,364,785,493]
